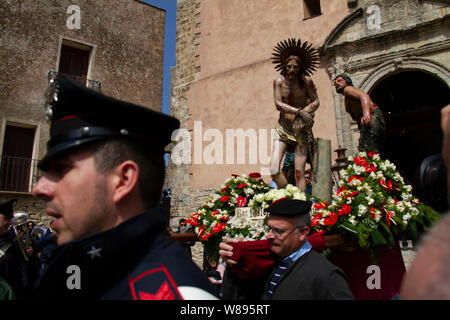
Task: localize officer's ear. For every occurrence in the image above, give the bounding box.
[110,160,140,204]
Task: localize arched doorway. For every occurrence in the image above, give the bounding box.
[370,70,450,212]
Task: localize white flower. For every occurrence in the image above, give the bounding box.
[254,193,265,203]
[376,171,385,180]
[359,152,367,158]
[244,188,254,196]
[293,192,306,200]
[405,185,412,192]
[372,153,380,160]
[401,193,412,201]
[365,196,374,206]
[349,215,357,226]
[411,207,420,216]
[358,204,367,216]
[402,213,411,224]
[395,202,405,213]
[347,156,354,162]
[369,172,376,179]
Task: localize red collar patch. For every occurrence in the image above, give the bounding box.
[128,265,183,300]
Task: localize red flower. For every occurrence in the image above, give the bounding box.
[313,202,328,210]
[311,213,322,227]
[201,232,213,241]
[220,195,230,203]
[338,204,352,216]
[249,172,261,179]
[348,191,359,197]
[237,183,247,189]
[186,212,200,226]
[385,211,394,227]
[365,163,377,173]
[220,185,230,193]
[210,210,220,217]
[354,156,368,168]
[185,219,198,226]
[323,212,338,226]
[379,179,393,191]
[236,196,248,207]
[370,207,376,219]
[212,222,227,233]
[231,174,240,178]
[368,152,379,159]
[336,186,347,195]
[348,176,363,183]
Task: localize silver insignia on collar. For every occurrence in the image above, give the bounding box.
[86,246,102,260]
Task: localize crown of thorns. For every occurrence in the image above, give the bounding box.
[271,38,320,76]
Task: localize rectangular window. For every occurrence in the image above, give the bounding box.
[0,125,36,192]
[58,39,92,83]
[303,0,322,20]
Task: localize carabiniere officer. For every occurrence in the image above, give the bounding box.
[32,73,218,300]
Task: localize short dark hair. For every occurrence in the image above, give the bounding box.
[87,138,165,209]
[334,73,354,86]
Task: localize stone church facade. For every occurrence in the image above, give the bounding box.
[168,0,449,228]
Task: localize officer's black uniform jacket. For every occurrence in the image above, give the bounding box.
[33,209,218,300]
[222,250,354,300]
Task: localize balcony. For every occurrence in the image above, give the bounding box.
[0,156,42,193]
[47,70,102,92]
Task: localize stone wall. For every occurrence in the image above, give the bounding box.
[0,0,165,219]
[167,0,201,223]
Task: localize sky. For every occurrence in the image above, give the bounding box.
[141,0,177,115]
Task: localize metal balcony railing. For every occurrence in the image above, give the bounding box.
[47,70,102,92]
[0,156,42,193]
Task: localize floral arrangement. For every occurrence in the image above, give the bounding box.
[186,173,313,257]
[310,152,440,250]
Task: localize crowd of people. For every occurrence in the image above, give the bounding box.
[0,200,57,299]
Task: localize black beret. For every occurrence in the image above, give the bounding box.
[0,199,17,219]
[264,199,312,216]
[38,73,180,170]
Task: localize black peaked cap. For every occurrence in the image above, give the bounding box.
[264,199,312,216]
[0,199,17,219]
[38,73,180,170]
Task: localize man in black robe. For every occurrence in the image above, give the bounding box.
[219,199,354,300]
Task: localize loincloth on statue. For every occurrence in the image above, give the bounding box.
[274,122,318,181]
[358,108,386,153]
[275,122,311,148]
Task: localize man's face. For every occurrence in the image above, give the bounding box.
[304,173,311,185]
[266,215,309,258]
[0,214,11,235]
[334,77,347,94]
[285,58,300,79]
[32,148,114,245]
